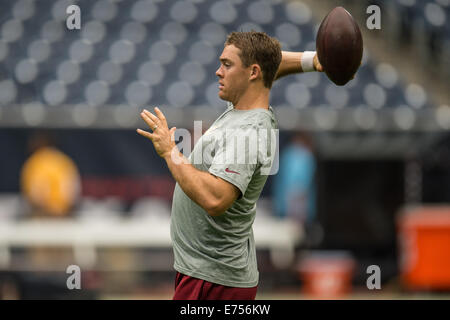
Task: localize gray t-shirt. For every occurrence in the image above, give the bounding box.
[170,104,278,287]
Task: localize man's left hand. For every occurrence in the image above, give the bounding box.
[137,107,177,159]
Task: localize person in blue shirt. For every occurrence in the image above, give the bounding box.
[273,131,316,225]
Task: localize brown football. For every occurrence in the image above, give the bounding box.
[316,7,363,86]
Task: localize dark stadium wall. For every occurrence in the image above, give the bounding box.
[422,133,450,203]
[315,160,405,284]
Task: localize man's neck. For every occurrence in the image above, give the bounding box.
[233,87,270,111]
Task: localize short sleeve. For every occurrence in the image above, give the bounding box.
[208,125,259,198]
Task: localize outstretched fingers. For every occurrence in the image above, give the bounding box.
[136,128,153,140]
[143,109,159,124]
[153,107,168,127]
[141,110,155,128]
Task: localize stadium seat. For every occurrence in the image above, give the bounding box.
[0,0,436,110]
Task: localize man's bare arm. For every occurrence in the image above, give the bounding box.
[274,51,323,81]
[163,150,240,217]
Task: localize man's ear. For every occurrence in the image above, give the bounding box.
[249,64,261,81]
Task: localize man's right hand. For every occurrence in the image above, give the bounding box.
[314,54,323,72]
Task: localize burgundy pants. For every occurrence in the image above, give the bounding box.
[173,272,257,300]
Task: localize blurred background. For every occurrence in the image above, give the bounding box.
[0,0,449,299]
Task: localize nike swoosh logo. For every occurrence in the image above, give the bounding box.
[225,168,240,174]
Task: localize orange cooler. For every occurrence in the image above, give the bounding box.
[298,251,355,298]
[398,206,450,290]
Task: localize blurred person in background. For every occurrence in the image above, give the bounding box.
[273,131,316,225]
[12,132,83,298]
[20,131,81,218]
[273,131,322,247]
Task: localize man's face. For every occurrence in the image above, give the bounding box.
[215,44,250,104]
